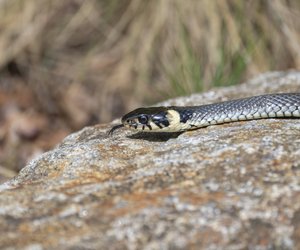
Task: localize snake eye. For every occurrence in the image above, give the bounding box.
[138,115,148,124]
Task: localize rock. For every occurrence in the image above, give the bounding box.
[1,71,300,249]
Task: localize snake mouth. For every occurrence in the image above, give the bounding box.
[126,123,153,131]
[122,118,140,130]
[127,123,139,129]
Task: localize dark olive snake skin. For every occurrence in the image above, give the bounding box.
[109,93,300,134]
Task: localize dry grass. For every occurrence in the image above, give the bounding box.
[0,0,299,123]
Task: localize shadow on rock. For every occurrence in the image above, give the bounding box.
[127,131,184,141]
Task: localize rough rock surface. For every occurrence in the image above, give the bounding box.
[1,71,300,250]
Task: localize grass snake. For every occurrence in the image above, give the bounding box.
[108,93,300,135]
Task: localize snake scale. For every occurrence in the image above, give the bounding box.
[108,93,300,135]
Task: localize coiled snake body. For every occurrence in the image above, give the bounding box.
[109,93,300,134]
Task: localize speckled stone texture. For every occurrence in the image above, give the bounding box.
[1,71,300,250]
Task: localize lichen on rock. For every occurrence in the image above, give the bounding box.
[1,71,300,249]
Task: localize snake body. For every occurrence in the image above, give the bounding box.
[109,93,300,134]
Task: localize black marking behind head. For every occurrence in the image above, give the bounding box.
[107,124,124,136]
[172,106,194,123]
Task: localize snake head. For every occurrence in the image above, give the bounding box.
[121,107,170,131]
[108,106,188,135]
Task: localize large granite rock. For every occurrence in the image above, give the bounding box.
[1,71,300,249]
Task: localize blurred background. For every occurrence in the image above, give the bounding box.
[0,0,299,182]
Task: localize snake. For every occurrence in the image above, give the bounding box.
[108,93,300,135]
